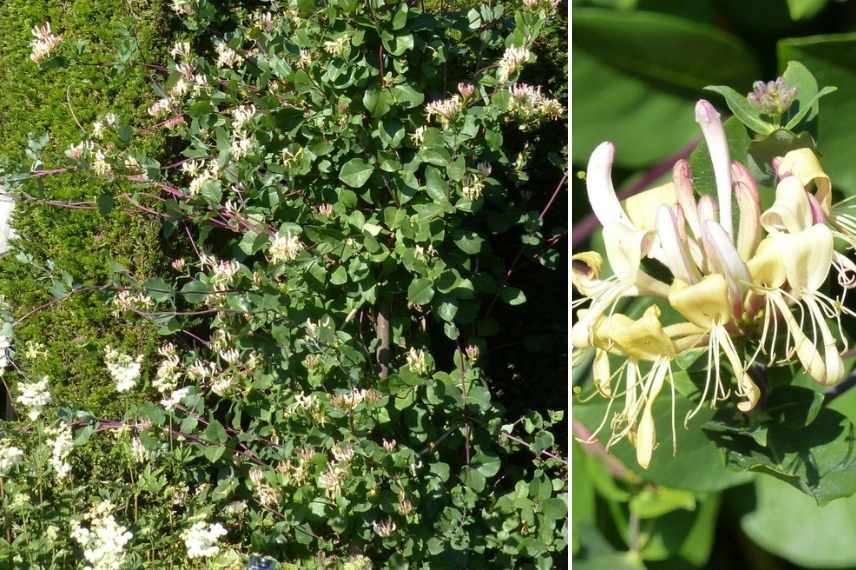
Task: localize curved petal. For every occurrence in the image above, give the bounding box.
[780,148,832,215]
[703,220,751,307]
[586,142,631,228]
[695,100,733,238]
[603,222,652,283]
[771,224,833,294]
[760,176,813,233]
[668,274,732,328]
[601,305,676,361]
[747,237,787,289]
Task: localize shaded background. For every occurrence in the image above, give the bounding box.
[572,0,856,569]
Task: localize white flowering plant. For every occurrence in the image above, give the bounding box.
[0,0,567,567]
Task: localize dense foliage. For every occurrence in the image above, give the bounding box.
[0,0,568,568]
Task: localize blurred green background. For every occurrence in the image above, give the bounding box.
[572,1,856,569]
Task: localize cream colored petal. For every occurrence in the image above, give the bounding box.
[760,176,813,233]
[695,100,733,238]
[747,237,787,289]
[586,142,631,228]
[703,220,751,307]
[668,274,732,329]
[780,148,832,215]
[593,348,612,397]
[636,364,667,469]
[603,222,652,283]
[771,224,833,294]
[602,305,676,361]
[656,205,701,284]
[622,182,677,232]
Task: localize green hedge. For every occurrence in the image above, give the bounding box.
[0,0,173,417]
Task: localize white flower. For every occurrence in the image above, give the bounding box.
[30,23,62,64]
[406,348,431,376]
[372,518,397,538]
[268,231,302,263]
[171,41,192,60]
[47,423,73,480]
[0,441,24,475]
[92,150,112,177]
[323,35,350,57]
[497,46,532,82]
[66,140,95,160]
[71,511,133,570]
[130,437,147,463]
[161,387,190,411]
[104,346,142,392]
[215,41,243,68]
[147,97,172,118]
[425,95,462,126]
[183,520,228,559]
[231,104,256,131]
[154,345,181,394]
[170,0,195,15]
[17,376,51,420]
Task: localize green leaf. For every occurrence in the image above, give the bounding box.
[777,43,856,192]
[573,8,759,168]
[705,85,775,134]
[452,230,484,255]
[144,277,174,303]
[204,419,228,444]
[392,2,408,29]
[330,266,348,285]
[363,89,391,118]
[407,278,434,305]
[707,406,856,505]
[339,158,375,188]
[203,445,226,463]
[461,467,486,492]
[786,0,828,20]
[96,192,114,215]
[741,475,856,567]
[180,280,212,305]
[574,391,751,493]
[499,286,526,306]
[784,85,837,130]
[629,487,695,519]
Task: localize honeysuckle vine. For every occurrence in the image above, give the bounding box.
[0,0,567,566]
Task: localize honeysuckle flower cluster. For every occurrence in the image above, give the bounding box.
[16,376,52,420]
[268,230,303,263]
[507,83,565,130]
[183,519,228,559]
[497,46,532,82]
[70,502,133,570]
[104,346,142,392]
[425,95,463,127]
[30,22,62,64]
[573,99,856,469]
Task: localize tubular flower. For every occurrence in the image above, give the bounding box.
[574,100,856,468]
